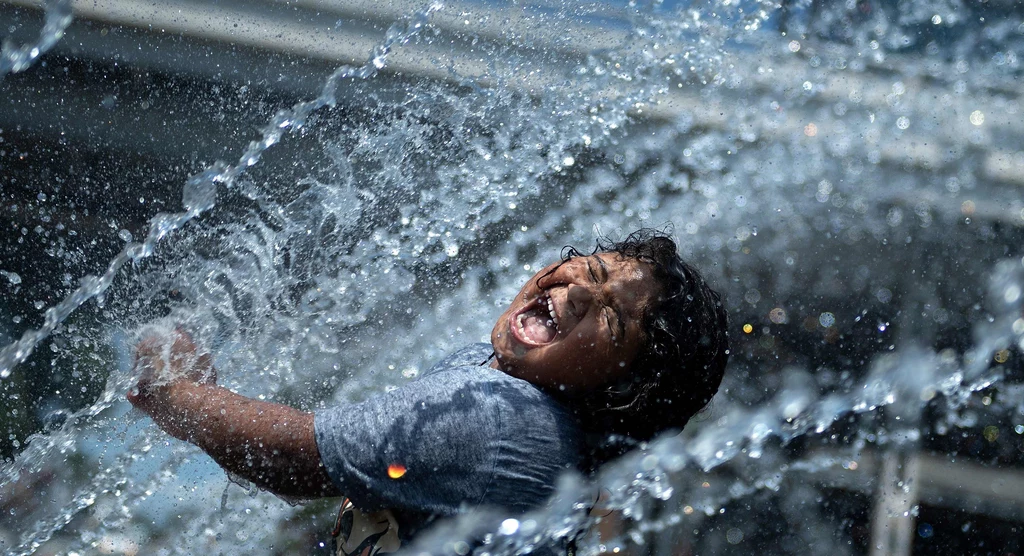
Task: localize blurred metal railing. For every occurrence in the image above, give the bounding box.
[3,0,1023,204]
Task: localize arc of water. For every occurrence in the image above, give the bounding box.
[10,426,188,556]
[0,0,73,80]
[0,2,444,380]
[468,357,1012,555]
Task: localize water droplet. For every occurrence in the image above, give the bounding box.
[876,289,893,303]
[498,518,520,535]
[1004,284,1021,304]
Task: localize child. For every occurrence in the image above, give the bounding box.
[128,228,729,550]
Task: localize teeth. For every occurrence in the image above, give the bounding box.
[546,296,558,328]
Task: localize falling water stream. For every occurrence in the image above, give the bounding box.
[2,0,1024,554]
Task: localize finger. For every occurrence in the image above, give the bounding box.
[194,353,216,383]
[173,325,196,347]
[134,336,162,359]
[133,354,158,377]
[127,384,149,407]
[195,352,212,368]
[132,345,164,384]
[172,331,196,356]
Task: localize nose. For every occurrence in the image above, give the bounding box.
[566,283,595,319]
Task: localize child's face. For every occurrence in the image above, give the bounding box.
[490,252,659,393]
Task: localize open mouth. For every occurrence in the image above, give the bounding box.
[510,293,560,346]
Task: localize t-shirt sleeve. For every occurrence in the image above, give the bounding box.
[314,366,581,516]
[313,369,504,515]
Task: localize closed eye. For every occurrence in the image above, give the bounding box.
[588,259,623,339]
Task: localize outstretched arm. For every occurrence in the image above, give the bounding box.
[127,330,340,499]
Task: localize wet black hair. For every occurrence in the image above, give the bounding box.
[557,228,730,471]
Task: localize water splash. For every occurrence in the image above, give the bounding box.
[3,0,1024,553]
[0,0,72,80]
[0,2,443,380]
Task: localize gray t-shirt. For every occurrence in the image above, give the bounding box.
[314,343,581,520]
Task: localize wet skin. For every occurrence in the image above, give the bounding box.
[490,253,659,393]
[128,329,340,498]
[129,253,658,498]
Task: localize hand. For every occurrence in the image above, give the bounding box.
[127,327,216,410]
[124,328,337,498]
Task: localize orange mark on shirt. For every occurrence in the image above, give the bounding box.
[387,463,407,479]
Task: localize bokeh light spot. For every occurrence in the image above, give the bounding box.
[983,426,999,443]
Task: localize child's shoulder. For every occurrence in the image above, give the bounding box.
[413,345,572,425]
[423,343,493,376]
